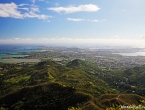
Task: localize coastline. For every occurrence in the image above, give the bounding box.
[0,44,44,63]
[0,58,40,63]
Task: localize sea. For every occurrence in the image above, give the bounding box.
[113,52,145,56]
[0,44,44,63]
[0,44,43,53]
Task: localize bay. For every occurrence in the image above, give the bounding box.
[113,52,145,56]
[0,44,43,63]
[0,44,43,54]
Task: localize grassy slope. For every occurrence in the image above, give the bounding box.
[1,60,145,109]
[102,65,145,96]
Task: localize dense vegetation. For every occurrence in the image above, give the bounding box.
[102,65,145,96]
[0,59,145,109]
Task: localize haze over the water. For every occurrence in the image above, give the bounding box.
[0,0,145,48]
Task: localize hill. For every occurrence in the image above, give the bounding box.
[66,59,83,67]
[102,65,145,96]
[99,94,144,107]
[1,59,145,109]
[66,59,102,75]
[0,83,102,110]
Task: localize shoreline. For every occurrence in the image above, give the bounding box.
[0,58,41,63]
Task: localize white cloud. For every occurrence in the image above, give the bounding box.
[67,18,84,21]
[23,13,50,20]
[18,4,29,6]
[13,38,21,40]
[18,7,29,11]
[88,19,106,22]
[31,7,40,12]
[0,38,145,48]
[48,4,100,14]
[0,2,51,20]
[0,2,23,18]
[67,18,105,23]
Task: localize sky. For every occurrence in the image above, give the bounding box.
[0,0,145,47]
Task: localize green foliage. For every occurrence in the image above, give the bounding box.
[0,107,7,110]
[0,83,97,110]
[102,65,145,96]
[1,59,145,109]
[4,75,30,84]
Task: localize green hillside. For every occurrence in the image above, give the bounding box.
[102,65,145,96]
[0,59,145,109]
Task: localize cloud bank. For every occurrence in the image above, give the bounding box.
[48,4,100,14]
[0,38,145,48]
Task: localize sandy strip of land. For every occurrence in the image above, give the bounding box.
[0,59,40,63]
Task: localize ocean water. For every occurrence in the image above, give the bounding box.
[0,44,43,62]
[0,44,40,54]
[114,52,145,56]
